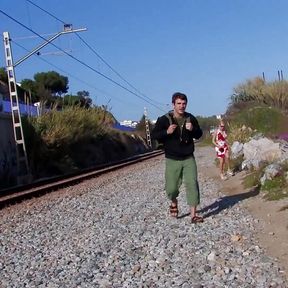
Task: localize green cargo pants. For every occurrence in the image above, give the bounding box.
[165,157,200,206]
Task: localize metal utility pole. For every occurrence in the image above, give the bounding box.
[144,107,152,149]
[3,25,86,184]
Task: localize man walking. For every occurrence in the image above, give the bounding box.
[152,92,203,223]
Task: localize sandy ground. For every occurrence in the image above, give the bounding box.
[197,146,288,278]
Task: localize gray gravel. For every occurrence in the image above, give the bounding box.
[0,147,287,288]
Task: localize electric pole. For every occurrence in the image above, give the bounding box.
[3,25,86,184]
[144,107,152,149]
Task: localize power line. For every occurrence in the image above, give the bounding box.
[26,0,64,24]
[25,0,166,107]
[12,40,117,104]
[13,40,146,112]
[75,33,166,107]
[0,9,166,112]
[24,0,32,30]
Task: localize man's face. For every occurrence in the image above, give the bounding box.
[173,98,187,116]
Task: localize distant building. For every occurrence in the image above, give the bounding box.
[120,120,139,128]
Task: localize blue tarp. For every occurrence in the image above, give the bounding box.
[0,100,38,116]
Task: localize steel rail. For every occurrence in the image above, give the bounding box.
[0,150,164,209]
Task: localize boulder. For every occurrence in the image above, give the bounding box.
[243,138,282,167]
[241,158,267,171]
[231,141,244,159]
[260,163,283,185]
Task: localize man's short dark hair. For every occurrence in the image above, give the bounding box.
[172,92,187,104]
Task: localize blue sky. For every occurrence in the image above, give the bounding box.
[1,0,288,122]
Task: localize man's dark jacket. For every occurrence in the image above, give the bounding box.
[151,112,203,160]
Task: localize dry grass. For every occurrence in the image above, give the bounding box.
[231,77,288,111]
[23,106,146,178]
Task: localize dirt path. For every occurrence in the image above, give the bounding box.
[197,145,288,277]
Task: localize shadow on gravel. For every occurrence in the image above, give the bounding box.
[178,212,190,219]
[198,186,260,218]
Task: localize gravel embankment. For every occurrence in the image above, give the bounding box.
[0,147,287,288]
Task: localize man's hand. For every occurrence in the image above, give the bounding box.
[167,124,177,134]
[185,122,193,131]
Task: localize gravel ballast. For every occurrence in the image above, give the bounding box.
[0,146,287,288]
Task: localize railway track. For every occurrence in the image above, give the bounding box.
[0,150,164,209]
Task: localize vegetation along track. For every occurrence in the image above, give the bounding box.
[0,150,164,209]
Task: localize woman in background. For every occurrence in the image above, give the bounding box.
[212,120,234,180]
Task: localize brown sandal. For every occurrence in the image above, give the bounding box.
[191,215,204,224]
[169,202,178,218]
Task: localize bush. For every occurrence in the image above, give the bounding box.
[226,105,288,143]
[230,77,288,111]
[23,107,147,179]
[242,170,262,189]
[262,176,288,200]
[227,123,256,144]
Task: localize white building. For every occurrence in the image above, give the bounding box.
[120,120,139,128]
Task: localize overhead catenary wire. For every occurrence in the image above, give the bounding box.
[0,9,166,112]
[13,39,146,109]
[24,0,32,30]
[75,33,166,107]
[12,40,119,105]
[13,39,146,111]
[25,0,166,108]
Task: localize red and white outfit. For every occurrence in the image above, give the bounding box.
[215,128,228,158]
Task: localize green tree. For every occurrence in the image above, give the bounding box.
[77,90,89,98]
[197,115,218,134]
[20,79,38,103]
[63,92,92,108]
[76,90,92,108]
[63,94,82,106]
[34,71,69,96]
